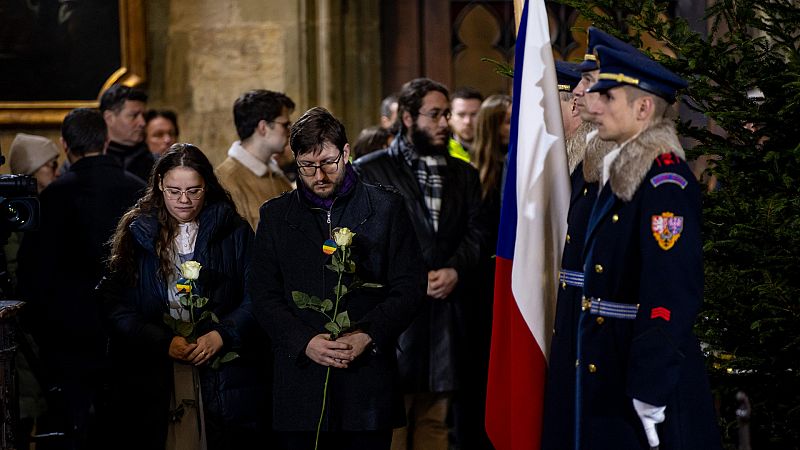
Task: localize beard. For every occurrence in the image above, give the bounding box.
[566,120,593,174]
[301,170,345,199]
[410,124,448,156]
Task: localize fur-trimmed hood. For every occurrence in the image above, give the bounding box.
[609,120,685,201]
[582,127,616,183]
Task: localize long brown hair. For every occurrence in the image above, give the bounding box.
[108,143,235,283]
[473,94,512,199]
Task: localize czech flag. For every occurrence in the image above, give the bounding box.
[484,1,570,449]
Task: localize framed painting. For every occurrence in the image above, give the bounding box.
[0,0,146,125]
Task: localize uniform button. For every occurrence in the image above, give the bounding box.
[561,282,567,289]
[575,359,580,368]
[594,264,604,273]
[588,364,597,373]
[612,214,619,223]
[566,234,571,243]
[581,297,590,310]
[583,187,588,196]
[596,316,604,325]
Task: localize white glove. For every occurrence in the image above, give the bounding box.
[633,398,666,448]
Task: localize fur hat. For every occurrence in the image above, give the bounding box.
[9,133,59,175]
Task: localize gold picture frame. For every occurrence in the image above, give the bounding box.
[0,0,147,126]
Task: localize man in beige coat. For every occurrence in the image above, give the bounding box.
[216,89,295,229]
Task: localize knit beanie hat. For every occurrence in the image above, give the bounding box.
[9,133,59,175]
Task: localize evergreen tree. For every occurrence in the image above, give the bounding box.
[553,0,800,447]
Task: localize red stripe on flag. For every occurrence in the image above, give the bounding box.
[485,256,547,450]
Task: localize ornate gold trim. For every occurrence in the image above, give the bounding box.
[0,0,147,126]
[598,72,641,85]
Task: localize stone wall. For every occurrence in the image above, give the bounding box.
[0,0,382,171]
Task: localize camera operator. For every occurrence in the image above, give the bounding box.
[4,134,59,292]
[9,133,60,194]
[17,108,145,449]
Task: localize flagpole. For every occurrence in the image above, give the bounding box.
[514,0,524,34]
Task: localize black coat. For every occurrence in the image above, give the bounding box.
[541,162,598,450]
[248,180,426,431]
[17,155,144,382]
[106,140,156,184]
[99,201,270,450]
[354,142,484,393]
[577,153,720,449]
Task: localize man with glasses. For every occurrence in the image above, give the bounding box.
[216,89,296,229]
[354,78,485,450]
[249,107,426,450]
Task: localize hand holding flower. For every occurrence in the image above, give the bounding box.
[189,330,224,366]
[337,331,373,360]
[305,334,353,369]
[169,336,198,360]
[164,260,239,369]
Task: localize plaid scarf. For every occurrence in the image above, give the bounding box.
[397,135,446,231]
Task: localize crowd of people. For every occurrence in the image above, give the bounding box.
[6,24,722,450]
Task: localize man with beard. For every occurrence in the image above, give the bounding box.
[541,30,631,450]
[354,78,484,450]
[249,107,426,450]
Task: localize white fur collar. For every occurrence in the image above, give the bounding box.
[608,120,685,201]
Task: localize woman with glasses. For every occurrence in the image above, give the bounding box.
[100,143,270,450]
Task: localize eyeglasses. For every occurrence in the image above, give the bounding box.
[297,152,343,176]
[418,108,451,121]
[270,120,292,130]
[162,187,205,200]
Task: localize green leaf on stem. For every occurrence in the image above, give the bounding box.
[335,311,351,331]
[321,299,334,312]
[335,284,348,297]
[361,282,383,289]
[195,296,209,308]
[176,321,194,338]
[324,322,341,336]
[179,294,191,307]
[292,291,311,308]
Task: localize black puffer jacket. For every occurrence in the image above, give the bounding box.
[99,201,270,450]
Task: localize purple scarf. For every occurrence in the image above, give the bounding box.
[298,162,358,209]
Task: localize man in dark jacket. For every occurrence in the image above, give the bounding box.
[17,108,145,449]
[354,78,484,450]
[249,107,426,450]
[100,84,156,183]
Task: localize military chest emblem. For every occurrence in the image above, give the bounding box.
[651,212,684,250]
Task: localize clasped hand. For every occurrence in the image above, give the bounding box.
[169,330,223,366]
[305,332,372,368]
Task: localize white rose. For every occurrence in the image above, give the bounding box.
[333,227,355,248]
[180,261,202,280]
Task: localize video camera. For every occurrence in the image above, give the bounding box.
[0,144,40,239]
[0,173,39,234]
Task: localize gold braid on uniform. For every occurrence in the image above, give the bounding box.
[582,126,616,183]
[567,120,593,175]
[609,119,685,202]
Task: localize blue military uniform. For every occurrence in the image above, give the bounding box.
[574,45,721,449]
[541,39,638,450]
[541,60,597,450]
